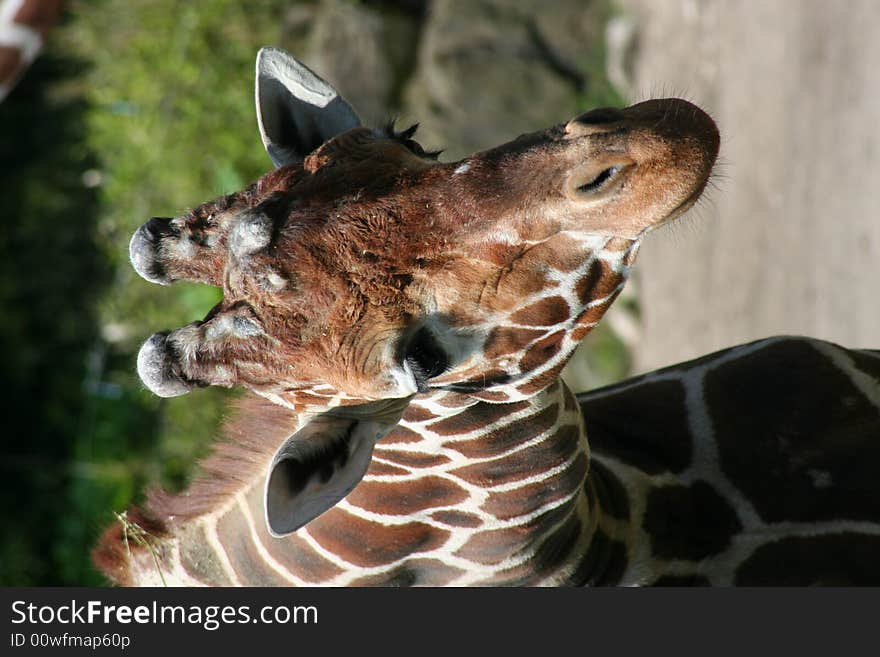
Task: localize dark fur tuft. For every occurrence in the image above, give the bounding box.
[381,119,443,160]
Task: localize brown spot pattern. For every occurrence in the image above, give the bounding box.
[486,264,555,313]
[472,389,511,403]
[574,296,618,327]
[446,403,559,458]
[435,391,480,409]
[482,452,587,519]
[347,477,468,515]
[371,449,451,468]
[401,405,440,422]
[519,330,566,372]
[217,511,290,586]
[291,391,334,406]
[642,481,742,561]
[430,510,483,528]
[483,241,524,266]
[484,326,546,359]
[261,533,345,583]
[426,399,530,435]
[454,504,571,565]
[482,510,583,585]
[581,378,692,475]
[445,368,513,392]
[451,424,579,487]
[308,508,450,568]
[524,234,591,272]
[604,236,636,253]
[509,296,570,327]
[380,425,423,444]
[707,338,880,524]
[736,533,880,585]
[516,360,567,395]
[576,259,619,305]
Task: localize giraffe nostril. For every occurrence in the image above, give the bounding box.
[566,108,625,136]
[574,107,625,125]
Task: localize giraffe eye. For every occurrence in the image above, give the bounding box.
[565,159,633,202]
[577,166,621,193]
[404,327,449,392]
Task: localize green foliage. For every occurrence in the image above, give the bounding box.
[0,0,295,585]
[62,0,295,583]
[0,53,106,585]
[63,0,291,323]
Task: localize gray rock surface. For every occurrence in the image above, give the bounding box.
[617,0,880,372]
[303,0,396,126]
[404,0,606,159]
[280,0,610,161]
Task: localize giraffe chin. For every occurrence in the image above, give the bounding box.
[136,332,196,398]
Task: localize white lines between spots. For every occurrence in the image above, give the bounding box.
[202,513,243,586]
[236,493,306,586]
[811,340,880,412]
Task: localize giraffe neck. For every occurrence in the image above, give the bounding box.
[358,381,602,585]
[128,378,627,586]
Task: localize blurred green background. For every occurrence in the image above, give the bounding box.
[0,0,629,585]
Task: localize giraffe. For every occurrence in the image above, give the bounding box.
[0,0,63,102]
[95,48,880,586]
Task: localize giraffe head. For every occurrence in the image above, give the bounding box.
[130,48,719,536]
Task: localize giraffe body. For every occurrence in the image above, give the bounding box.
[95,49,880,586]
[585,336,880,585]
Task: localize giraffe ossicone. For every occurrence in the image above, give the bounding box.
[99,48,880,586]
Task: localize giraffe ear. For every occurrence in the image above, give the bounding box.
[263,399,409,537]
[255,47,361,168]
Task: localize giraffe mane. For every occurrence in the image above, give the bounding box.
[149,394,300,522]
[92,394,300,583]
